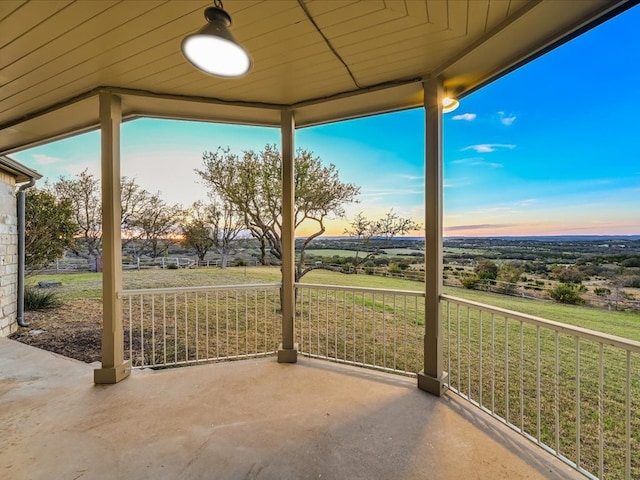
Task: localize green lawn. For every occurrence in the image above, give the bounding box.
[29,266,639,341]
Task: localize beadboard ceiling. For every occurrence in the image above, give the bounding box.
[0,0,633,154]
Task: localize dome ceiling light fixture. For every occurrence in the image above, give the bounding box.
[181,0,252,78]
[442,97,460,113]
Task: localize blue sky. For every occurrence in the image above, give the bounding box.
[13,5,639,237]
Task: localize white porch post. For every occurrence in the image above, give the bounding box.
[417,78,448,396]
[94,92,131,384]
[278,109,298,362]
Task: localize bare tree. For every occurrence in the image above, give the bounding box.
[196,144,359,281]
[181,202,215,263]
[53,170,182,259]
[128,193,183,258]
[344,212,377,274]
[52,169,102,259]
[344,209,420,274]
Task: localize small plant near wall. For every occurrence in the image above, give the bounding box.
[24,286,62,311]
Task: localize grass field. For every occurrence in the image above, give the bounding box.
[26,266,640,478]
[28,266,640,340]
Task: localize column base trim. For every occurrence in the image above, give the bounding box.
[417,370,449,397]
[94,360,131,384]
[277,343,298,363]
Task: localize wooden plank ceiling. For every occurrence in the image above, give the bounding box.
[0,0,633,154]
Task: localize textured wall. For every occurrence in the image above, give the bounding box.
[0,171,17,336]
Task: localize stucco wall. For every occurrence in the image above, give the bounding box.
[0,171,17,337]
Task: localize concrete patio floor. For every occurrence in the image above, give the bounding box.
[0,338,585,480]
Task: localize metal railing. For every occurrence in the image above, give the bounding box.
[119,283,281,368]
[441,294,640,480]
[119,280,639,478]
[294,283,425,376]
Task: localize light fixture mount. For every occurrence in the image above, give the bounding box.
[181,0,252,78]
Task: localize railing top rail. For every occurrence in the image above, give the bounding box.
[295,282,425,297]
[119,282,282,297]
[441,294,640,353]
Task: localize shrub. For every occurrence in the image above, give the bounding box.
[166,263,179,270]
[364,267,374,275]
[460,274,479,289]
[24,286,62,311]
[594,287,611,297]
[549,284,584,305]
[621,257,640,268]
[474,260,498,280]
[235,258,247,267]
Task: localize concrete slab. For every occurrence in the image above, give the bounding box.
[0,338,584,480]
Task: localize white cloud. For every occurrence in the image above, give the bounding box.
[33,154,62,165]
[451,158,502,168]
[452,113,476,121]
[498,111,517,126]
[461,144,516,153]
[516,198,537,206]
[395,174,423,181]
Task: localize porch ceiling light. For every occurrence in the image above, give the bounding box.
[181,0,252,78]
[442,97,460,113]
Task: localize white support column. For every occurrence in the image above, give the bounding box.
[417,78,448,396]
[278,109,298,363]
[94,92,131,384]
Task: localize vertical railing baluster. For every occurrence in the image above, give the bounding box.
[216,291,220,359]
[598,343,604,479]
[151,295,156,366]
[316,288,321,356]
[626,350,631,480]
[479,310,483,407]
[352,291,356,363]
[195,292,199,362]
[263,289,267,354]
[235,290,239,357]
[173,293,177,364]
[393,295,397,372]
[576,337,581,468]
[325,289,329,357]
[184,292,188,363]
[244,291,248,356]
[205,292,209,360]
[491,312,495,414]
[468,306,471,400]
[163,294,167,365]
[447,301,451,380]
[128,296,132,363]
[505,315,509,424]
[373,293,377,367]
[140,294,144,367]
[536,326,541,443]
[225,291,229,358]
[520,320,524,433]
[361,292,366,365]
[457,304,461,392]
[555,331,559,454]
[383,293,387,369]
[334,290,338,361]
